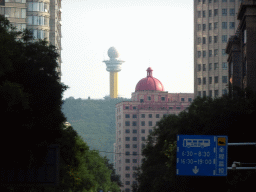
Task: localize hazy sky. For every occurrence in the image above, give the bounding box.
[61,0,194,100]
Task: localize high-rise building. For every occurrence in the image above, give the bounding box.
[194,0,243,98]
[103,47,125,98]
[0,0,62,79]
[226,0,256,96]
[115,67,194,192]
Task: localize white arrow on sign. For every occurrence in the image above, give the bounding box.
[193,166,199,174]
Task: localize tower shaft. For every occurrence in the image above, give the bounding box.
[110,72,118,98]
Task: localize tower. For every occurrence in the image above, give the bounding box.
[194,0,242,98]
[103,47,125,98]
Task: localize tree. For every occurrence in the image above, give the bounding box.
[135,87,256,192]
[0,14,68,171]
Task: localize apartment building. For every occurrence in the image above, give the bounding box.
[0,0,62,78]
[194,0,243,98]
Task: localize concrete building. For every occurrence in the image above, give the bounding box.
[194,0,243,98]
[114,67,194,192]
[226,0,256,96]
[0,0,62,78]
[103,47,125,99]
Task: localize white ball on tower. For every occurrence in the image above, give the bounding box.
[108,47,119,59]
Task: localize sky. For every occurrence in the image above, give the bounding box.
[61,0,194,100]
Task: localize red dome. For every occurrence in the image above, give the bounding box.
[135,67,164,92]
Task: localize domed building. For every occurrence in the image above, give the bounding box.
[114,68,194,192]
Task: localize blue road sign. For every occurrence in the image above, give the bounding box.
[176,135,228,176]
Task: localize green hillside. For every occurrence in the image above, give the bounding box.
[61,96,130,164]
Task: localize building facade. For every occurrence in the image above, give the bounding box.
[0,0,62,78]
[194,0,243,98]
[226,0,256,96]
[114,68,194,192]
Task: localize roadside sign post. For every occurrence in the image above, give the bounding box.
[176,135,228,176]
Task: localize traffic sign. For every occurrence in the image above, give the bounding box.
[176,135,228,176]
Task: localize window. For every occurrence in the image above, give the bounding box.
[125,121,130,126]
[209,50,212,57]
[132,121,137,126]
[125,114,130,118]
[198,0,201,4]
[203,11,206,18]
[161,97,165,101]
[209,77,212,84]
[141,121,145,126]
[222,35,227,43]
[214,9,218,16]
[198,51,201,58]
[125,106,129,109]
[198,64,201,71]
[222,0,227,2]
[214,49,218,56]
[214,36,218,43]
[203,64,206,71]
[203,77,206,84]
[148,121,152,126]
[125,189,130,192]
[141,114,145,118]
[132,129,137,133]
[133,166,137,171]
[142,144,146,149]
[222,76,227,83]
[229,22,235,29]
[141,137,146,141]
[230,8,235,16]
[198,11,201,18]
[222,22,227,29]
[198,78,201,85]
[133,152,137,156]
[181,98,185,102]
[125,152,130,155]
[198,37,201,44]
[214,22,218,29]
[203,51,206,58]
[125,137,130,141]
[214,63,218,70]
[188,98,192,102]
[209,36,212,43]
[133,144,137,148]
[209,63,212,70]
[133,137,137,141]
[209,90,212,97]
[125,174,130,178]
[198,24,201,31]
[133,106,137,110]
[125,144,130,148]
[198,91,201,97]
[125,129,130,133]
[148,114,152,118]
[125,166,130,170]
[230,0,235,2]
[215,76,218,83]
[209,23,212,30]
[140,99,144,103]
[223,89,228,95]
[209,10,212,17]
[132,114,137,118]
[203,24,206,31]
[222,62,227,70]
[203,91,206,97]
[222,9,227,16]
[156,114,160,118]
[222,49,226,56]
[125,181,130,185]
[133,159,137,163]
[203,37,206,44]
[209,0,212,3]
[214,90,218,97]
[203,0,206,3]
[141,129,145,133]
[147,96,151,101]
